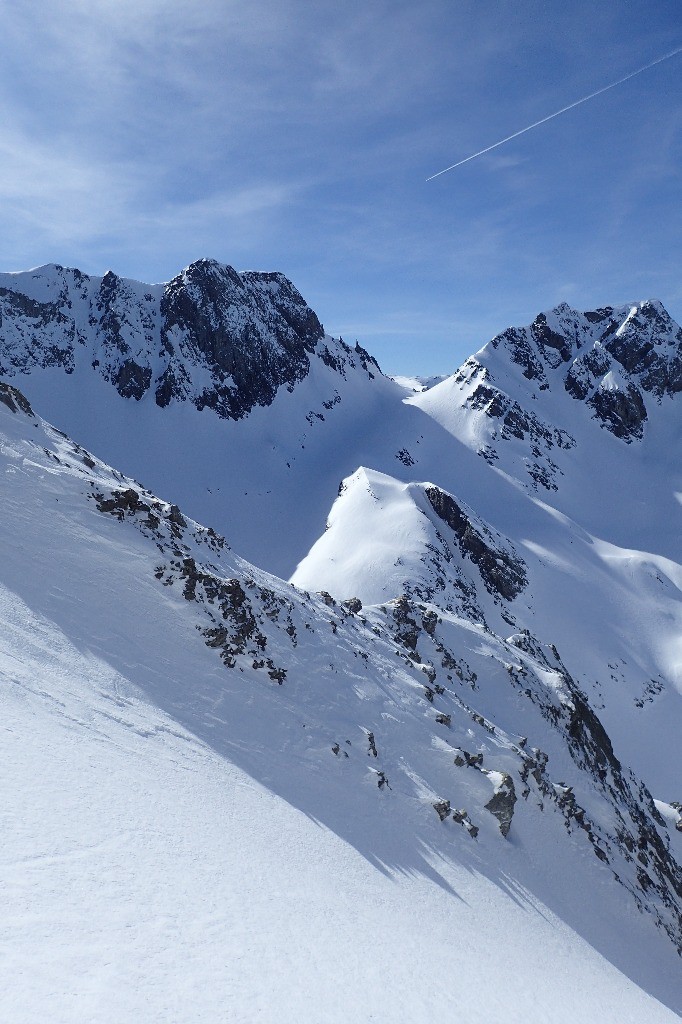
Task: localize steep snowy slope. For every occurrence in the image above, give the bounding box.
[291,463,682,804]
[1,383,681,1022]
[1,262,680,817]
[292,467,528,630]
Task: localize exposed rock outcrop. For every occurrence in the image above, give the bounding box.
[0,381,34,417]
[424,486,527,601]
[484,772,517,838]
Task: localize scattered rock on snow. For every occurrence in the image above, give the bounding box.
[484,772,517,838]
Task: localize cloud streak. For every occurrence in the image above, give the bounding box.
[427,45,682,181]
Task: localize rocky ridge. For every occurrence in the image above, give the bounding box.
[3,382,678,956]
[0,259,379,420]
[490,300,682,429]
[293,468,530,634]
[423,299,682,495]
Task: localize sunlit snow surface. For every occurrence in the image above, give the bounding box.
[2,278,682,1021]
[1,392,681,1022]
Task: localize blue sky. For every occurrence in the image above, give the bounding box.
[0,0,680,373]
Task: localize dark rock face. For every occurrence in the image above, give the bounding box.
[0,286,75,375]
[603,302,682,396]
[484,773,517,837]
[159,260,324,419]
[469,382,575,453]
[115,359,152,401]
[424,486,527,601]
[353,340,381,376]
[531,312,572,366]
[560,676,682,951]
[92,271,158,401]
[495,327,549,388]
[96,272,132,357]
[588,383,648,442]
[390,595,421,651]
[483,299,682,447]
[155,362,191,409]
[497,633,682,951]
[433,799,451,821]
[0,381,34,417]
[462,374,575,491]
[564,684,621,778]
[564,347,612,401]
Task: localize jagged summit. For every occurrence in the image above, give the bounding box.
[408,298,682,518]
[480,298,682,439]
[0,258,380,420]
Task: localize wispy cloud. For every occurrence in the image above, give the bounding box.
[0,1,679,370]
[0,124,139,247]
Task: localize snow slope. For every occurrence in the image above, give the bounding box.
[1,383,681,1022]
[1,266,682,1019]
[1,266,681,810]
[291,462,682,802]
[2,266,675,798]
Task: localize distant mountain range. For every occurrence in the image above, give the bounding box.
[2,260,681,1022]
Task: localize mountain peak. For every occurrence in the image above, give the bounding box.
[0,258,383,420]
[465,297,682,445]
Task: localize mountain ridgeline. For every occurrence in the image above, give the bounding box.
[1,261,680,440]
[0,259,379,419]
[1,259,681,1011]
[458,299,682,444]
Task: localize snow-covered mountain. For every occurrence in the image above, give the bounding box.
[1,261,681,1021]
[2,265,679,574]
[410,299,682,553]
[0,259,389,576]
[0,258,380,417]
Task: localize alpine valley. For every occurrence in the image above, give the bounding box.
[2,259,681,1024]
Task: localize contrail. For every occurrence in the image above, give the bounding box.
[426,46,682,181]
